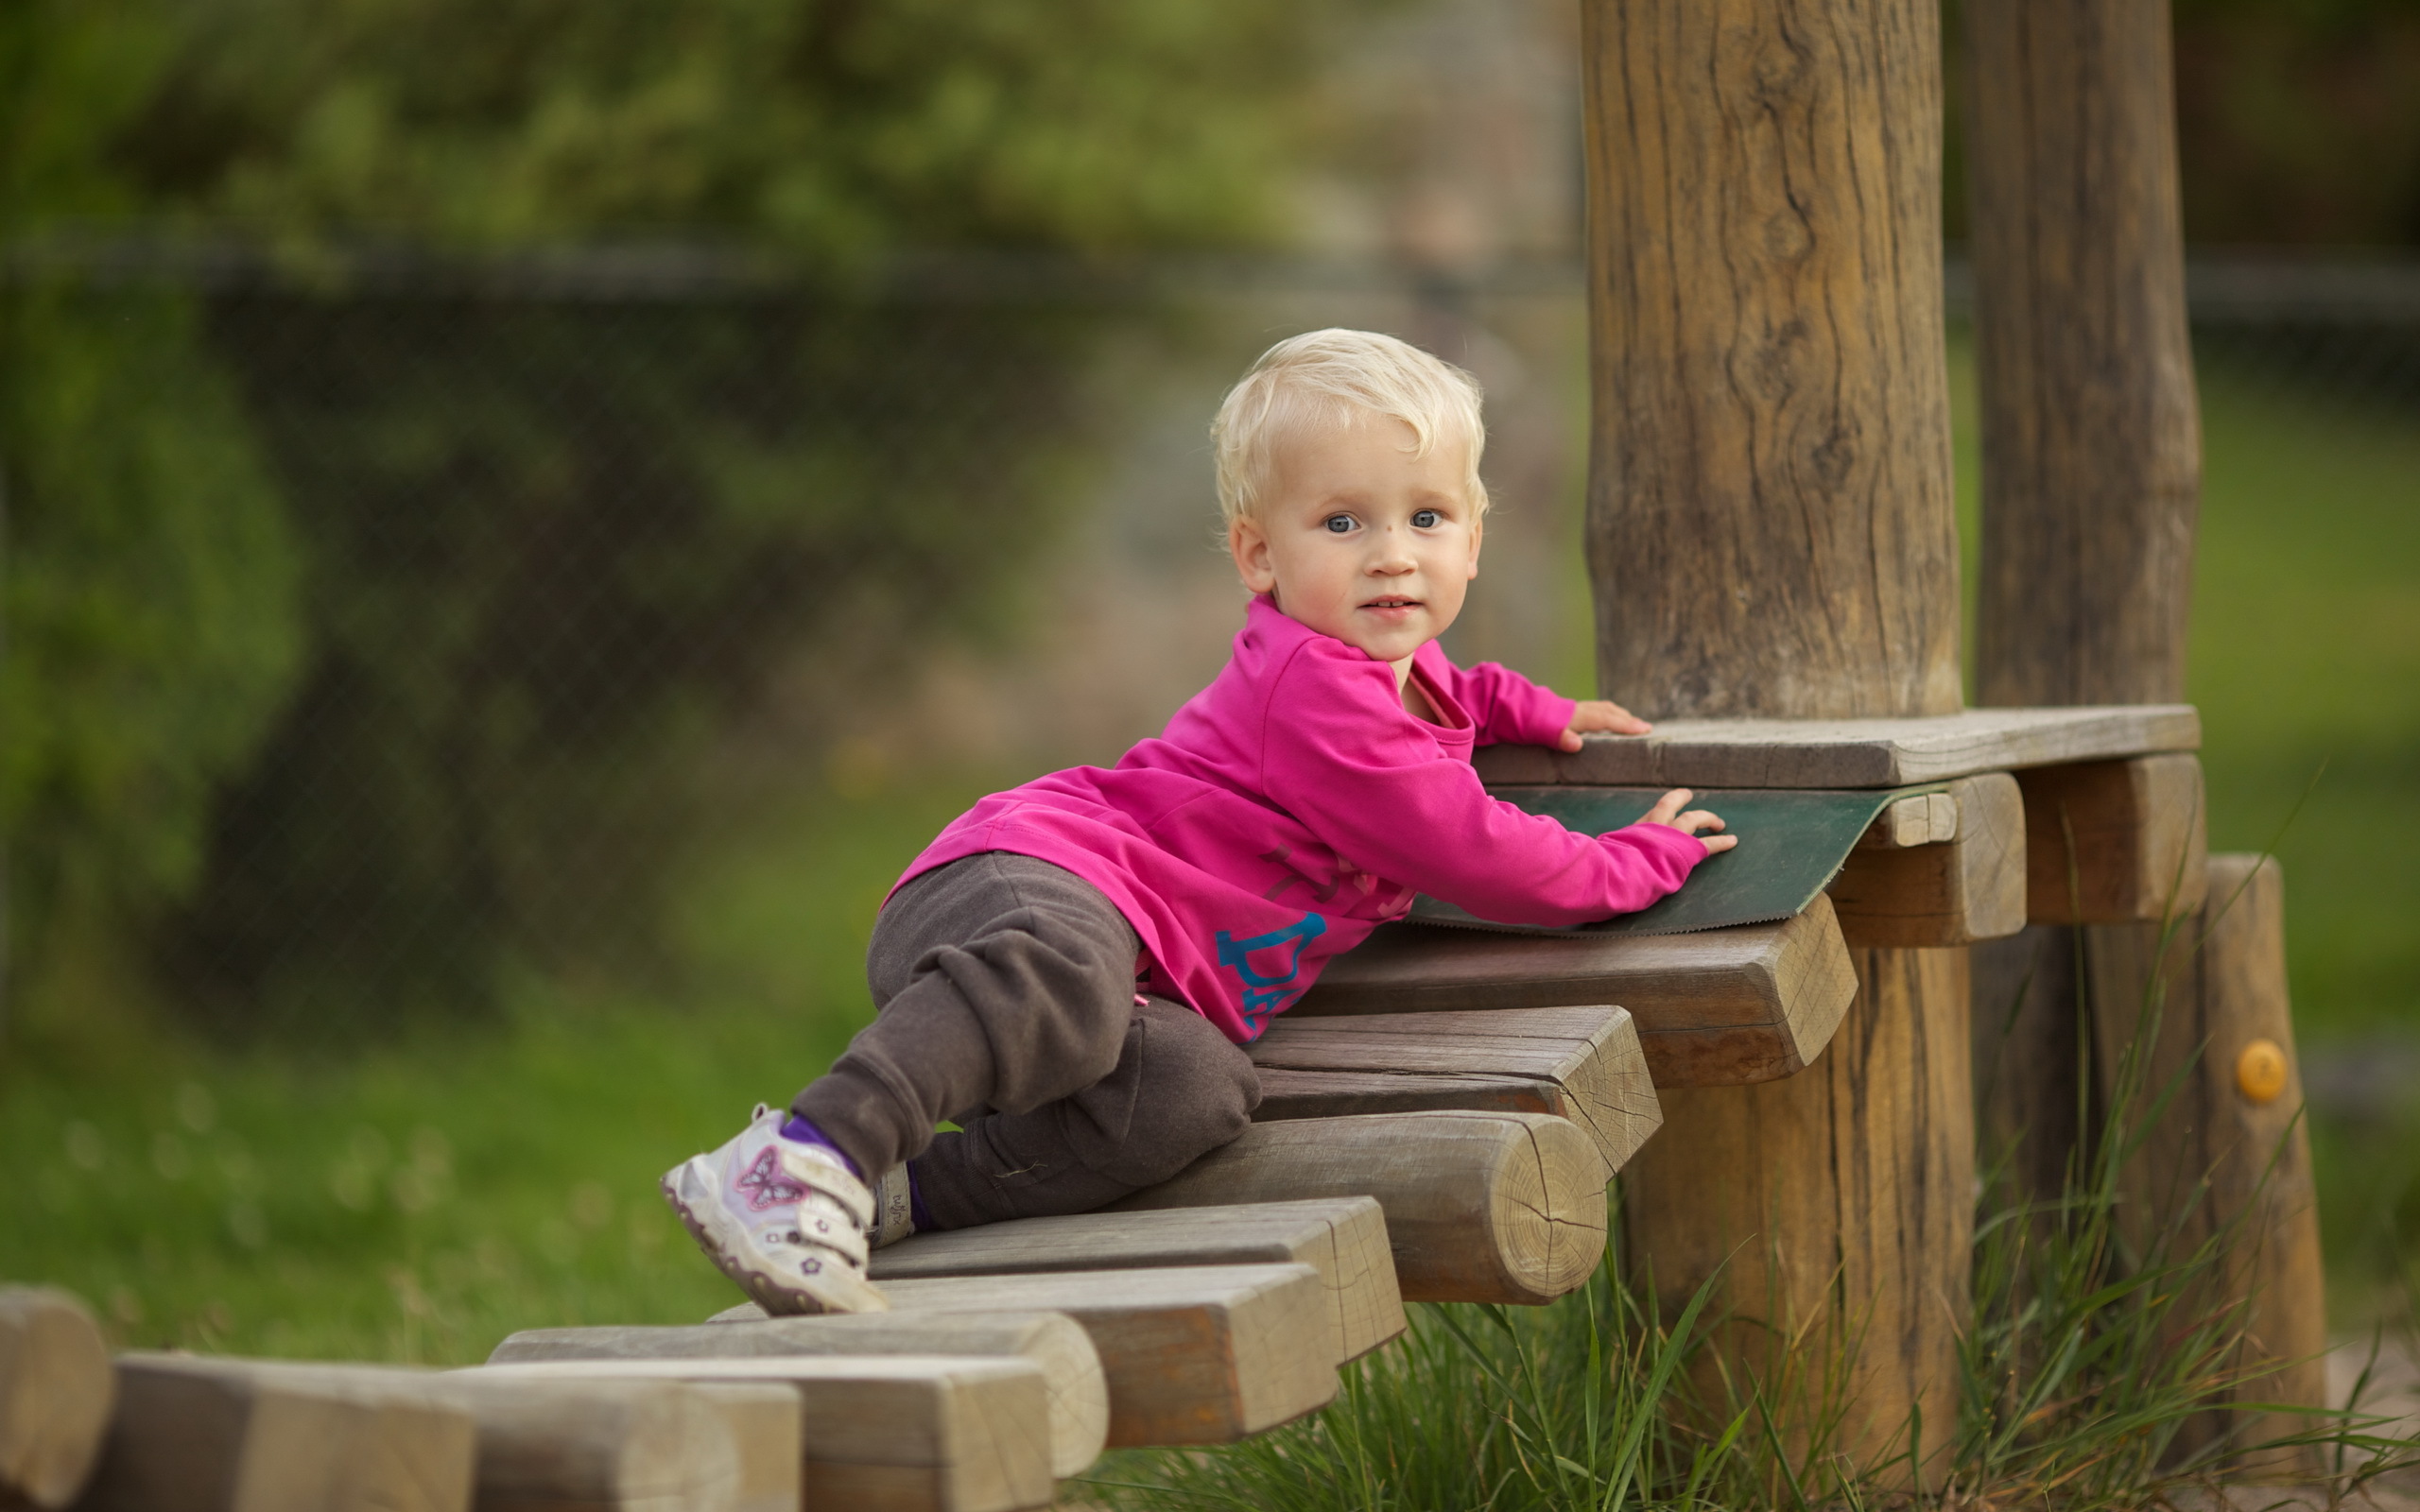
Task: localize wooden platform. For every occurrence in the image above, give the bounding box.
[868,1198,1404,1365]
[1246,1006,1659,1176]
[490,1311,1106,1481]
[866,1263,1339,1448]
[1117,1110,1608,1306]
[1293,897,1856,1087]
[1473,704,2199,789]
[472,1355,1058,1512]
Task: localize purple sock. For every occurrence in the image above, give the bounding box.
[777,1114,863,1180]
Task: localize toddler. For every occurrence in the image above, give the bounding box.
[663,329,1736,1314]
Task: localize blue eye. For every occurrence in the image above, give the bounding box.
[1322,515,1355,534]
[1411,508,1442,528]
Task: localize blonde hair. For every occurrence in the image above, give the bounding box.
[1211,329,1487,527]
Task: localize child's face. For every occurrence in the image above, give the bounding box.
[1228,413,1482,668]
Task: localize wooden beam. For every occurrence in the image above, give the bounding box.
[489,1312,1104,1482]
[0,1287,115,1511]
[1828,773,2028,947]
[1116,1111,1605,1306]
[73,1355,477,1512]
[1962,0,2207,1272]
[1248,1006,1659,1177]
[683,1385,801,1512]
[2088,855,2326,1474]
[1581,0,1971,1482]
[471,1357,1056,1512]
[1473,705,2199,789]
[1292,898,1856,1088]
[1857,792,1959,850]
[869,1199,1404,1366]
[2019,754,2208,924]
[873,1265,1336,1449]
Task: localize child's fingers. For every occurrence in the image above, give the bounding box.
[1678,809,1725,833]
[1701,833,1739,854]
[1641,787,1693,825]
[1557,727,1585,752]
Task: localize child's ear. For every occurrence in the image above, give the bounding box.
[1229,516,1278,594]
[1466,511,1484,578]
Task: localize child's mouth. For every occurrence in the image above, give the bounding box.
[1363,597,1420,611]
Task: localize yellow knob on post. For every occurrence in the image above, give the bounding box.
[2235,1039,2289,1105]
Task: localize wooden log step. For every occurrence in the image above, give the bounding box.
[1294,896,1857,1088]
[490,1311,1103,1482]
[1116,1110,1605,1306]
[1473,703,2199,788]
[2020,752,2209,923]
[1246,1006,1659,1177]
[685,1385,802,1512]
[867,1198,1404,1365]
[871,1264,1337,1448]
[472,1356,1056,1512]
[0,1287,115,1511]
[72,1355,479,1512]
[1827,772,2029,947]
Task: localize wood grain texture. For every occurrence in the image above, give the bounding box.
[1828,773,2028,947]
[1858,793,1957,850]
[869,1199,1405,1366]
[1581,0,1973,1483]
[1472,706,2201,788]
[392,1371,742,1512]
[1292,899,1857,1088]
[72,1356,477,1512]
[2019,754,2208,924]
[1115,1112,1606,1306]
[1621,947,1974,1479]
[1249,1007,1661,1177]
[469,1357,1055,1512]
[1966,0,2201,711]
[683,1385,800,1512]
[0,1288,114,1510]
[488,1312,1103,1482]
[1582,0,1960,720]
[2088,855,2326,1474]
[872,1265,1336,1450]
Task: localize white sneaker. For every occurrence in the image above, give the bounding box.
[870,1165,916,1249]
[661,1105,890,1314]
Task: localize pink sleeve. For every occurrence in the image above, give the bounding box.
[1263,643,1704,927]
[1422,644,1578,747]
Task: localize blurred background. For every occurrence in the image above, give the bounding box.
[3,0,2415,1363]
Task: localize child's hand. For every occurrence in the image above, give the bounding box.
[1639,788,1737,855]
[1557,699,1653,751]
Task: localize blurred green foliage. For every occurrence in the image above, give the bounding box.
[2,0,1362,1036]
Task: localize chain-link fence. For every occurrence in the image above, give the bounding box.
[6,244,2413,1045]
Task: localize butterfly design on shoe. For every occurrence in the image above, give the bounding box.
[735,1147,808,1211]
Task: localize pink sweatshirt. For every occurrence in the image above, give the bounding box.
[899,596,1707,1042]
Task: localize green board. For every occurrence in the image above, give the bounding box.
[1409,784,1943,937]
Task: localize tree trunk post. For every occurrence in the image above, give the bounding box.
[1581,0,1970,1483]
[1962,0,2325,1466]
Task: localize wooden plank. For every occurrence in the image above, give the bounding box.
[72,1355,477,1512]
[684,1385,802,1512]
[1116,1111,1605,1307]
[1472,705,2200,789]
[1248,1006,1660,1177]
[2019,753,2209,924]
[471,1357,1055,1512]
[489,1312,1104,1482]
[871,1265,1335,1450]
[1827,772,2028,947]
[1292,896,1857,1088]
[869,1199,1404,1365]
[1856,792,1956,850]
[2089,854,2326,1475]
[0,1287,115,1510]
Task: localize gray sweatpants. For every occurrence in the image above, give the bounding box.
[789,851,1261,1230]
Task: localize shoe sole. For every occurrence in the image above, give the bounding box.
[661,1160,889,1316]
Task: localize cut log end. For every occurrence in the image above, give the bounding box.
[0,1287,116,1511]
